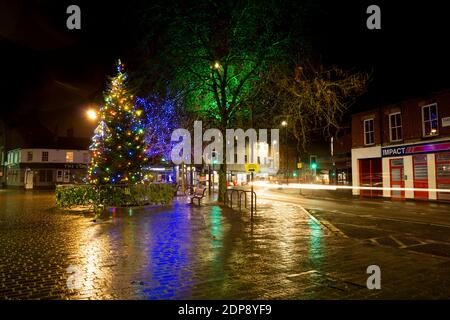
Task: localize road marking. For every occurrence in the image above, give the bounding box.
[298,205,349,238]
[367,235,430,249]
[257,193,350,237]
[306,207,450,230]
[287,270,318,277]
[258,190,450,229]
[389,235,406,247]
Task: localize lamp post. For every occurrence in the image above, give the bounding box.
[331,136,335,184]
[281,121,288,185]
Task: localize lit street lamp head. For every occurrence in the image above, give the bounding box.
[86,109,98,121]
[281,121,287,127]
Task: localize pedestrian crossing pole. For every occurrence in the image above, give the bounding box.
[251,172,254,221]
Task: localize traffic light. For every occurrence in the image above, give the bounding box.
[211,151,218,165]
[310,155,317,170]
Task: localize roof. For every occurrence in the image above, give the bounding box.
[3,116,90,150]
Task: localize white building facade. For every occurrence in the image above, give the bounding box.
[5,148,90,189]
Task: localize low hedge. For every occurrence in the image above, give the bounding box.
[55,183,175,210]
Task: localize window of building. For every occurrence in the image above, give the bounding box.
[56,170,63,182]
[27,151,33,161]
[11,151,19,164]
[42,151,49,162]
[63,170,70,183]
[66,151,74,163]
[436,152,450,201]
[83,152,89,163]
[359,158,383,198]
[413,155,429,200]
[422,103,439,137]
[364,119,375,145]
[389,112,403,142]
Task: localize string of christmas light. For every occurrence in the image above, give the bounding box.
[87,60,147,185]
[135,92,179,163]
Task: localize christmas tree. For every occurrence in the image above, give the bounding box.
[88,60,147,185]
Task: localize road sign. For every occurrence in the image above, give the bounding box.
[297,162,302,169]
[245,163,260,173]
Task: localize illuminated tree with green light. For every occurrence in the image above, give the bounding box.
[137,0,301,201]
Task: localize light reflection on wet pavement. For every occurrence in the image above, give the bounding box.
[1,190,450,299]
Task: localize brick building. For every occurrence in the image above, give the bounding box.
[351,89,450,201]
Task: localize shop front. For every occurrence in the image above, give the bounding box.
[352,140,450,201]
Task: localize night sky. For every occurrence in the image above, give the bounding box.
[2,0,450,137]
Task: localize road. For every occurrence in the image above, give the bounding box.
[256,186,450,258]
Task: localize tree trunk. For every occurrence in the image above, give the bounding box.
[218,162,227,202]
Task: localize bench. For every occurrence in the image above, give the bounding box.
[190,187,207,205]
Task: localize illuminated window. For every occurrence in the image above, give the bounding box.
[364,119,375,145]
[389,112,402,142]
[66,151,74,163]
[422,103,438,137]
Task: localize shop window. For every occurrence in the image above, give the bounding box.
[413,155,428,180]
[359,158,382,197]
[436,152,450,201]
[422,103,439,137]
[364,119,375,145]
[391,159,404,166]
[436,164,450,179]
[389,112,402,142]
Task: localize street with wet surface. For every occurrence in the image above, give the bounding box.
[1,189,450,299]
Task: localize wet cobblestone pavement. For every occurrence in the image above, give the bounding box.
[1,189,450,299]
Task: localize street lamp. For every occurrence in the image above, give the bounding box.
[281,121,288,185]
[86,109,98,121]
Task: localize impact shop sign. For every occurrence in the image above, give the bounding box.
[382,141,450,158]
